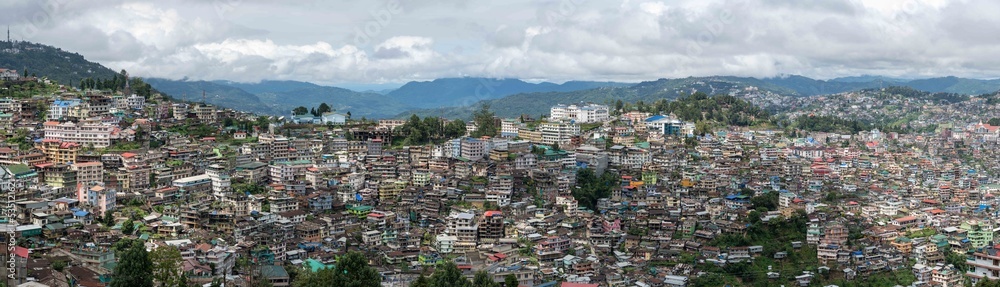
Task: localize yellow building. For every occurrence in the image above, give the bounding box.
[35,139,80,164]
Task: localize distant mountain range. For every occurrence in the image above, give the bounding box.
[386,78,632,109]
[7,40,1000,119]
[143,77,631,118]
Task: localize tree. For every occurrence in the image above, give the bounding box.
[471,104,497,137]
[989,118,1000,126]
[318,103,332,115]
[110,239,153,287]
[444,119,467,138]
[410,274,431,287]
[296,251,380,287]
[121,218,135,235]
[430,261,471,287]
[51,260,67,272]
[292,106,308,115]
[103,210,116,226]
[149,246,184,287]
[504,274,518,287]
[472,270,497,287]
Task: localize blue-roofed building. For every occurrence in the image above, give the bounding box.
[49,99,81,120]
[644,115,692,136]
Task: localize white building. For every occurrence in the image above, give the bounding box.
[550,103,610,123]
[500,119,520,138]
[459,138,486,161]
[0,69,19,81]
[540,122,580,145]
[126,94,145,110]
[436,234,457,254]
[43,120,114,148]
[48,99,81,120]
[321,112,347,125]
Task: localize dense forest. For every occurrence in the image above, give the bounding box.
[0,41,118,86]
[629,92,773,127]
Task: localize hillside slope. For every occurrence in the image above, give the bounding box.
[0,41,117,86]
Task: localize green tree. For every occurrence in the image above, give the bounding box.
[472,270,496,287]
[445,119,467,138]
[471,104,497,137]
[51,260,67,272]
[150,246,184,287]
[410,274,431,287]
[111,240,153,287]
[296,252,380,287]
[504,274,518,287]
[430,261,471,287]
[121,218,135,235]
[293,106,308,115]
[318,103,333,115]
[988,118,1000,126]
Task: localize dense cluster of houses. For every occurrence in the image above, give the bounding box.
[0,75,999,287]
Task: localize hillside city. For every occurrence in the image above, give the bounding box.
[1,62,1000,287]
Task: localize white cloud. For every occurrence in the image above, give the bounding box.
[7,0,1000,84]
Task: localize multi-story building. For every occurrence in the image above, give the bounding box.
[550,103,609,123]
[500,119,520,138]
[459,137,486,161]
[43,120,114,148]
[84,184,116,215]
[269,160,312,184]
[206,164,231,196]
[71,162,103,196]
[35,139,80,164]
[477,211,504,242]
[48,99,81,120]
[173,174,212,196]
[539,122,580,146]
[968,247,1000,285]
[447,212,478,251]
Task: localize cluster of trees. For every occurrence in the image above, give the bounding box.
[293,103,347,118]
[981,92,1000,105]
[395,114,468,145]
[627,92,772,129]
[793,115,874,134]
[111,239,188,287]
[293,252,381,287]
[408,262,519,287]
[79,70,154,98]
[222,116,272,132]
[290,252,520,287]
[572,168,619,211]
[989,118,1000,126]
[976,279,1000,287]
[470,104,498,137]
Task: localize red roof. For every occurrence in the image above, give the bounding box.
[484,210,502,217]
[13,246,28,258]
[121,152,138,159]
[561,283,599,287]
[895,216,917,222]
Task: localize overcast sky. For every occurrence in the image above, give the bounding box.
[4,0,1000,86]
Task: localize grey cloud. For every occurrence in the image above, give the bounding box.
[8,0,1000,84]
